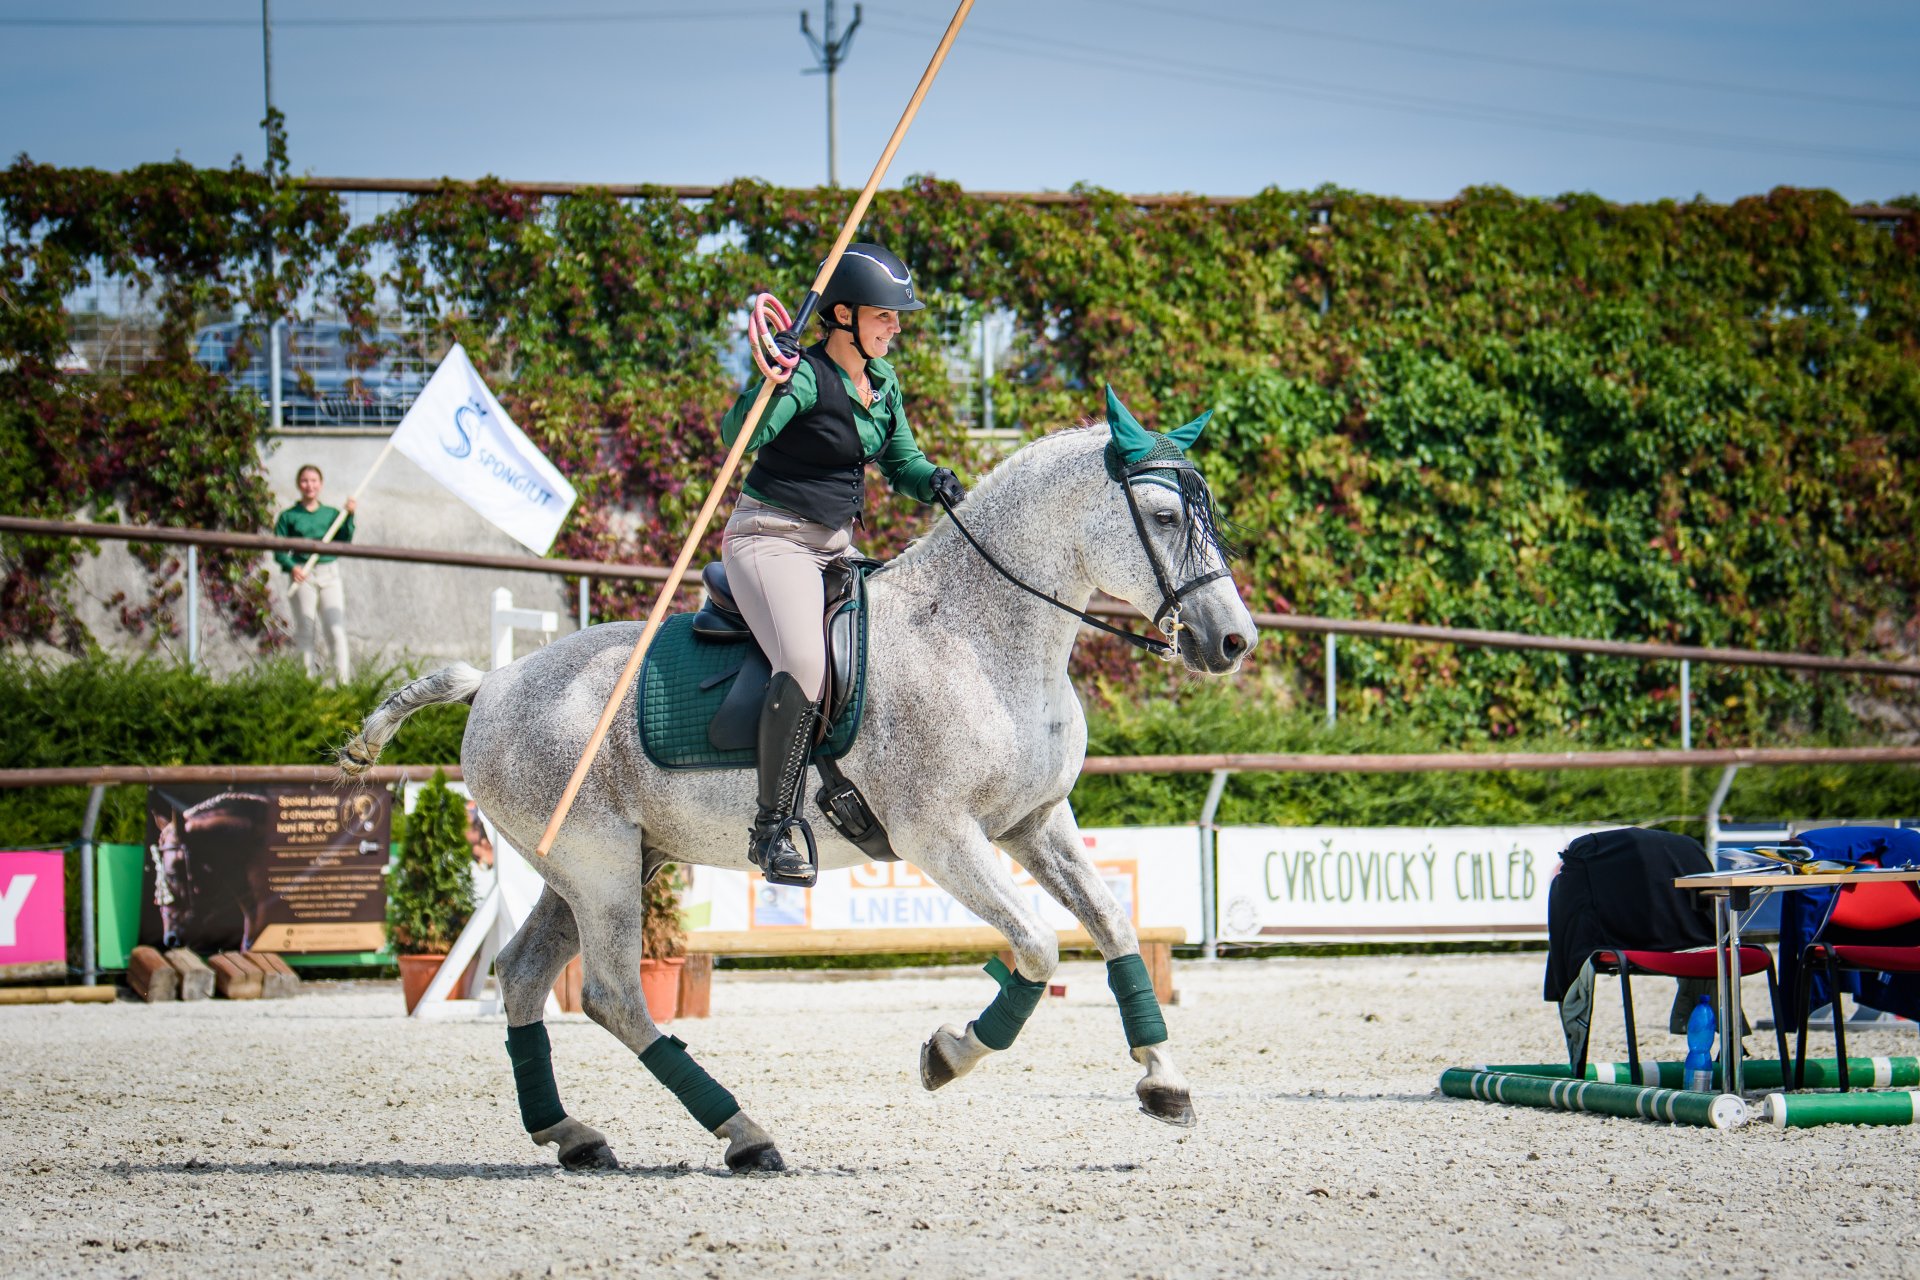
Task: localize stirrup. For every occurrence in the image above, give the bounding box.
[749,814,819,888]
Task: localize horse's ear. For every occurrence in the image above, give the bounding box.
[1105,385,1156,462]
[1166,409,1213,451]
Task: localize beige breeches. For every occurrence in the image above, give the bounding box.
[290,560,350,683]
[720,496,852,701]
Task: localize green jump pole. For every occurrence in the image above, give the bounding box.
[1441,1069,1749,1130]
[1763,1091,1920,1128]
[1479,1057,1920,1092]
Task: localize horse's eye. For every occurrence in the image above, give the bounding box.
[1154,510,1178,528]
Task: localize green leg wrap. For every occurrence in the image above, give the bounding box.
[1107,954,1168,1049]
[505,1022,567,1134]
[639,1034,742,1132]
[973,956,1047,1051]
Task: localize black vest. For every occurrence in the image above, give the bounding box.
[744,344,892,529]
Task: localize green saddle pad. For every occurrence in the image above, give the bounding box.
[637,596,867,772]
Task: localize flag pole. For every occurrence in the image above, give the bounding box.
[298,437,395,574]
[533,0,976,857]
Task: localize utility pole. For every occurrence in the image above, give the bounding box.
[261,0,283,431]
[800,1,862,186]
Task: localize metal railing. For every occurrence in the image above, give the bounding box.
[13,744,1919,975]
[9,515,1920,699]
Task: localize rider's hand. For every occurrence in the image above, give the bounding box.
[929,468,966,508]
[291,566,308,584]
[344,497,358,514]
[772,328,804,364]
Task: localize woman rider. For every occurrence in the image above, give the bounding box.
[718,243,966,886]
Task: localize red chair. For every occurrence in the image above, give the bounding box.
[1792,877,1920,1091]
[1593,947,1789,1082]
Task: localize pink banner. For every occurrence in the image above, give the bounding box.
[0,850,67,969]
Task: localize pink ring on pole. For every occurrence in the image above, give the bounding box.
[747,293,800,383]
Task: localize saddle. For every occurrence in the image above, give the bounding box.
[688,558,865,749]
[635,557,897,864]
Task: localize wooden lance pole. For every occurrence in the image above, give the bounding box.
[534,0,976,856]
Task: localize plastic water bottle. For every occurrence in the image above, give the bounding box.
[1685,995,1716,1093]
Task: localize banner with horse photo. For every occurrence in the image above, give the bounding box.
[142,785,393,955]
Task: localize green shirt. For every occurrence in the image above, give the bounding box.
[273,503,354,573]
[719,354,939,510]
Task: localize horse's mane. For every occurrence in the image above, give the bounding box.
[889,419,1239,574]
[887,424,1106,570]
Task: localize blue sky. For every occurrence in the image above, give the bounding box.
[4,0,1917,204]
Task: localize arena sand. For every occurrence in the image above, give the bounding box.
[3,954,1918,1279]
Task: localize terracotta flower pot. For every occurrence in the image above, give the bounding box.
[640,956,685,1023]
[398,953,447,1014]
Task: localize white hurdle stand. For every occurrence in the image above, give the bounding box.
[411,588,565,1020]
[412,821,558,1020]
[489,587,558,670]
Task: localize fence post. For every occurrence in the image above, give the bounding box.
[1325,634,1337,726]
[579,576,590,630]
[185,544,199,669]
[1705,764,1741,863]
[1197,768,1232,962]
[1680,659,1692,751]
[78,783,105,986]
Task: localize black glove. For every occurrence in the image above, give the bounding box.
[929,468,966,508]
[772,328,804,364]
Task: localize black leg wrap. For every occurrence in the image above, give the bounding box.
[506,1022,566,1134]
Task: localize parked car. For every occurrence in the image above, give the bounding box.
[192,320,430,426]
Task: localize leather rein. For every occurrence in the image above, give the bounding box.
[932,456,1228,658]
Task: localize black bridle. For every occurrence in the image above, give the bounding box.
[932,456,1230,658]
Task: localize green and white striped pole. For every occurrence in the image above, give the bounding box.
[1441,1068,1749,1130]
[1479,1057,1920,1092]
[1763,1090,1920,1128]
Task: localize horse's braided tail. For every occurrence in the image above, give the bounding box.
[337,663,487,778]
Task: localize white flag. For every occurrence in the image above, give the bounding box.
[389,344,577,555]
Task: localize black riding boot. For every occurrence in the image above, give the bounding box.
[747,671,820,887]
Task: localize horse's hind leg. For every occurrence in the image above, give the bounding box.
[496,886,619,1170]
[1000,801,1195,1128]
[568,895,786,1174]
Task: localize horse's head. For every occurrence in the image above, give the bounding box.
[1084,387,1258,675]
[146,791,273,951]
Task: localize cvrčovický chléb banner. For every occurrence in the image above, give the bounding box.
[389,343,578,555]
[1215,825,1612,943]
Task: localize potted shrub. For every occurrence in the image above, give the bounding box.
[640,864,687,1021]
[387,770,474,1013]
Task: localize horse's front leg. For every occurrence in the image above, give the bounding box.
[899,816,1060,1093]
[1000,801,1195,1128]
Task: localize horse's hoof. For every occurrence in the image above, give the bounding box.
[559,1141,620,1171]
[725,1142,786,1174]
[1137,1083,1197,1129]
[920,1028,964,1091]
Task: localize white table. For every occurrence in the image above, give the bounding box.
[1674,867,1920,1095]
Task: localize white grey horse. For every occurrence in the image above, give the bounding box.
[340,402,1257,1173]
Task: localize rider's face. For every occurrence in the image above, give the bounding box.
[855,307,901,357]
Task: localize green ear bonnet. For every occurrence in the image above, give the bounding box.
[1102,385,1213,489]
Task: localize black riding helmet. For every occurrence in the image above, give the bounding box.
[818,242,924,359]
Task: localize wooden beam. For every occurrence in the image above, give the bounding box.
[682,926,1186,956]
[0,985,116,1005]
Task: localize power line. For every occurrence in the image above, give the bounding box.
[1098,0,1920,116]
[0,9,786,29]
[866,15,1920,170]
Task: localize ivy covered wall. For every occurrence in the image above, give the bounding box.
[3,157,1916,746]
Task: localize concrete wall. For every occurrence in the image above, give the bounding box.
[69,427,589,675]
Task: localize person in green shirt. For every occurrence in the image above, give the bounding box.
[273,463,357,682]
[717,243,966,887]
